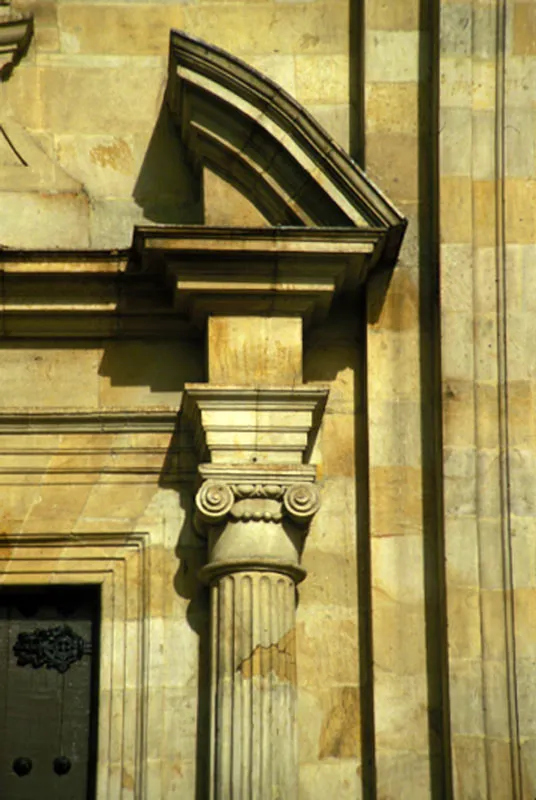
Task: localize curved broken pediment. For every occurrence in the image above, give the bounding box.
[167,30,406,262]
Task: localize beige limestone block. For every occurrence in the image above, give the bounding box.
[440,57,472,108]
[440,3,472,56]
[486,738,523,800]
[208,316,302,385]
[366,0,419,31]
[375,751,431,800]
[299,548,357,610]
[442,380,475,448]
[374,669,429,750]
[297,610,358,688]
[58,4,185,55]
[369,400,421,467]
[295,54,349,105]
[372,590,426,675]
[511,518,536,589]
[299,761,360,799]
[39,62,166,135]
[365,82,418,135]
[366,132,419,203]
[506,107,535,177]
[441,310,474,380]
[443,446,476,517]
[517,657,536,735]
[452,735,488,799]
[506,179,536,243]
[473,180,497,247]
[513,3,536,55]
[0,190,90,249]
[0,346,100,408]
[440,106,472,176]
[367,329,420,401]
[365,30,419,83]
[444,517,480,588]
[482,659,514,739]
[316,685,360,760]
[369,465,423,536]
[446,586,482,659]
[183,3,349,58]
[306,104,350,149]
[449,658,486,736]
[513,589,536,657]
[371,534,425,603]
[318,413,356,477]
[440,176,472,243]
[474,315,499,381]
[473,109,496,180]
[55,134,136,197]
[371,267,418,332]
[203,169,268,227]
[311,476,356,550]
[473,246,498,313]
[98,340,203,407]
[505,56,535,108]
[472,61,496,111]
[247,53,296,97]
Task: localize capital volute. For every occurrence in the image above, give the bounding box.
[194,479,321,532]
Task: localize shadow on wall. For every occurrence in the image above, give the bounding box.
[132,101,204,225]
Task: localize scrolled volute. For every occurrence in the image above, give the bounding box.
[195,481,234,525]
[283,483,321,524]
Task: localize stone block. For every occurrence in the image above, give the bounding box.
[440,106,472,176]
[365,82,418,135]
[39,62,166,136]
[446,586,482,659]
[183,3,349,58]
[55,134,137,197]
[0,190,90,248]
[513,2,536,56]
[366,132,419,203]
[371,533,425,603]
[440,176,472,243]
[58,4,186,56]
[365,31,419,83]
[366,0,419,31]
[208,316,302,386]
[295,54,349,105]
[369,465,423,536]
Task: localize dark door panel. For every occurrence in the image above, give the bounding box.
[0,585,100,800]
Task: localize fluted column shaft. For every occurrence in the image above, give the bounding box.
[211,570,297,800]
[195,475,320,800]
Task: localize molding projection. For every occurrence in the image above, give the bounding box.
[167,30,406,264]
[0,8,33,80]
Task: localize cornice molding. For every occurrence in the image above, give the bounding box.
[168,30,406,264]
[0,10,33,79]
[182,384,328,464]
[134,224,384,329]
[0,407,179,433]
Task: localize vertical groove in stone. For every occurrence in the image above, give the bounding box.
[210,570,298,799]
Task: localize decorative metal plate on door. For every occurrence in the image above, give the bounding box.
[13,624,92,673]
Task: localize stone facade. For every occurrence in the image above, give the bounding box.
[0,0,534,798]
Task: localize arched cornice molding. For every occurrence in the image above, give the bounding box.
[167,31,406,264]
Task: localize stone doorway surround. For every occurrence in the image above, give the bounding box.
[0,32,405,798]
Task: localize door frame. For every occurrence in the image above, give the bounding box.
[0,532,149,799]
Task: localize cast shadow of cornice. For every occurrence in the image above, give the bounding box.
[132,101,204,225]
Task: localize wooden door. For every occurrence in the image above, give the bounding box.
[0,585,100,800]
